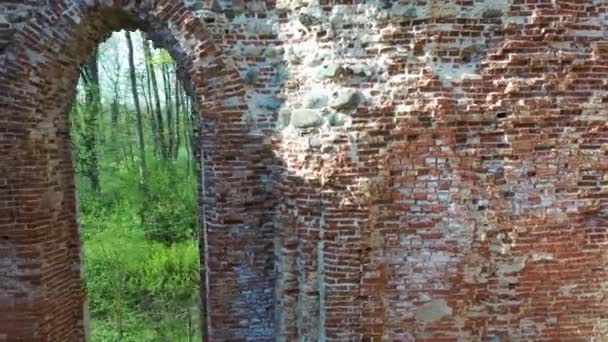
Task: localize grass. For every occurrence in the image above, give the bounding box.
[79,159,202,341]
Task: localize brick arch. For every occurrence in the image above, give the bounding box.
[0,1,275,340]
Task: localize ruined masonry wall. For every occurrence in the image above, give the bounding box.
[1,0,608,341]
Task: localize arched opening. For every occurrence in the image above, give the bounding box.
[71,29,203,340]
[0,2,275,340]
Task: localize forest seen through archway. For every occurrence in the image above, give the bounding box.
[71,30,201,341]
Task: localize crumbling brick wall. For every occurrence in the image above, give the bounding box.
[1,0,607,341]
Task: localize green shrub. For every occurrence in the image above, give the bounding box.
[84,229,200,340]
[78,157,201,340]
[143,161,198,245]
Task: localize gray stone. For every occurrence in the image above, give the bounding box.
[263,46,284,59]
[349,63,374,78]
[330,89,361,111]
[242,68,258,84]
[241,45,265,57]
[299,13,321,28]
[309,136,322,148]
[247,20,275,35]
[303,91,329,109]
[272,65,289,85]
[497,256,526,275]
[390,5,418,21]
[224,96,244,107]
[317,62,349,80]
[329,112,350,127]
[245,1,266,13]
[316,62,373,81]
[223,0,246,19]
[379,0,392,10]
[255,95,283,111]
[290,109,324,128]
[306,51,330,67]
[414,299,452,324]
[210,0,223,13]
[277,108,292,129]
[482,9,503,18]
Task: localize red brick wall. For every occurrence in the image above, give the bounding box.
[1,0,608,341]
[0,1,275,340]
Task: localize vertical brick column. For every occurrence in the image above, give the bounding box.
[0,2,93,339]
[195,66,276,340]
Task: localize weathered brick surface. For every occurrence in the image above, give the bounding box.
[0,1,275,340]
[1,0,608,341]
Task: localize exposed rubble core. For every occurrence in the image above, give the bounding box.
[1,0,608,341]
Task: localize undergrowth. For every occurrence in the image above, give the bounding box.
[80,160,201,341]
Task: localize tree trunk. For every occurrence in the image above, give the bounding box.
[80,48,102,193]
[110,97,121,161]
[174,68,181,160]
[142,44,160,158]
[162,63,175,160]
[143,38,168,160]
[183,95,192,173]
[139,73,158,157]
[106,34,123,164]
[189,100,200,175]
[126,31,149,194]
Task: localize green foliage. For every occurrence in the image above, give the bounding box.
[148,48,173,65]
[77,135,200,341]
[144,161,198,244]
[71,30,202,341]
[84,226,199,317]
[81,169,201,341]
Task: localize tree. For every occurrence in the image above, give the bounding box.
[125,31,149,193]
[80,48,102,193]
[143,38,168,159]
[101,34,123,162]
[161,62,175,159]
[174,70,182,160]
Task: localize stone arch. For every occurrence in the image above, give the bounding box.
[0,1,275,340]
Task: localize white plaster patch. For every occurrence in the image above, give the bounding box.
[529,252,554,262]
[415,299,453,324]
[497,256,526,275]
[0,242,37,301]
[468,0,512,17]
[24,48,48,65]
[429,62,480,83]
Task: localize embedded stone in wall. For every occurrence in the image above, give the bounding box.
[290,109,324,128]
[414,299,453,324]
[329,89,360,112]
